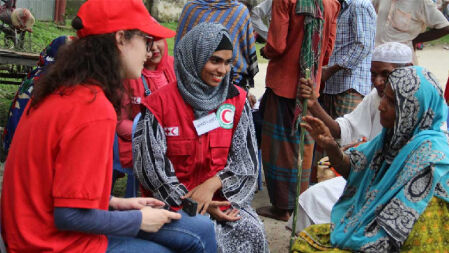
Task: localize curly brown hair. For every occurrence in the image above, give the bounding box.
[31,20,138,113]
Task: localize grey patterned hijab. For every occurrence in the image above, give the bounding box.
[175,22,232,118]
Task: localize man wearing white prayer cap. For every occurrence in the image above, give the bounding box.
[298,41,413,147]
[286,42,413,233]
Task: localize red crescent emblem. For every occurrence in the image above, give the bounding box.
[221,109,232,124]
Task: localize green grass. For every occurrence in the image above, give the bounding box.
[29,21,76,53]
[429,33,449,45]
[0,84,17,127]
[0,21,75,54]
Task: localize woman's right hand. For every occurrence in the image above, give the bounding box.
[301,116,336,149]
[139,206,181,233]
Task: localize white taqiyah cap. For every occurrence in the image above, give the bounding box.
[371,42,413,64]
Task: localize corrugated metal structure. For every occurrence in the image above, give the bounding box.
[16,0,55,21]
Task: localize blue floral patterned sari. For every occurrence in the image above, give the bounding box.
[330,66,449,252]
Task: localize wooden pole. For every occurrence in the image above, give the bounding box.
[289,68,310,251]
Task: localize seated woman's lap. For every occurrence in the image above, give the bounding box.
[107,235,174,252]
[137,210,217,253]
[292,197,449,252]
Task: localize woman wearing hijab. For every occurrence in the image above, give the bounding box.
[1,0,216,252]
[117,35,176,170]
[133,22,269,253]
[292,66,449,252]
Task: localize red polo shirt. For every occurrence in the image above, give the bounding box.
[1,85,116,252]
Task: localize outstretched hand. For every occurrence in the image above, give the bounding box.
[300,116,336,149]
[207,202,240,222]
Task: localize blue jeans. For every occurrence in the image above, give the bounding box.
[106,211,217,253]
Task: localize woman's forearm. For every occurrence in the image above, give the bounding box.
[54,207,141,237]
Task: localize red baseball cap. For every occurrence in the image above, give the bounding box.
[76,0,175,39]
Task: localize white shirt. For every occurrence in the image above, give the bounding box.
[336,88,382,146]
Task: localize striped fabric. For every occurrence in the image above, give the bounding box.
[261,89,315,210]
[318,88,364,119]
[175,0,258,88]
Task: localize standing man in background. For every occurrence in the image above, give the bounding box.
[373,0,449,63]
[320,0,376,119]
[256,0,340,221]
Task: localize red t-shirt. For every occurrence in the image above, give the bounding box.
[1,85,116,252]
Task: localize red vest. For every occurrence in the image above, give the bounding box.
[143,83,247,204]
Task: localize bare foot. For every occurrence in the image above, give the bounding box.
[256,206,291,221]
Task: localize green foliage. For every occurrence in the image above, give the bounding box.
[29,21,76,54]
[162,22,176,56]
[0,84,18,127]
[0,21,75,54]
[160,22,268,63]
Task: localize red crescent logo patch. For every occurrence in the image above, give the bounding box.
[221,109,232,124]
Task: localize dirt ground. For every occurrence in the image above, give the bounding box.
[249,44,449,253]
[0,45,447,253]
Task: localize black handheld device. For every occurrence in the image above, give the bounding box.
[182,198,198,216]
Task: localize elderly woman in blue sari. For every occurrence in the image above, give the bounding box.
[295,66,449,252]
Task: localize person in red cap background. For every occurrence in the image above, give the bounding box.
[116,17,176,178]
[0,0,216,252]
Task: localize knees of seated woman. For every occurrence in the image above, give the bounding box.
[137,211,217,253]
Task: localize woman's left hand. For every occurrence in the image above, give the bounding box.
[183,176,222,215]
[208,205,240,222]
[109,196,165,210]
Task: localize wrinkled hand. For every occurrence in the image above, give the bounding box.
[207,203,240,222]
[299,78,317,108]
[140,207,181,233]
[183,176,221,215]
[109,196,165,210]
[300,116,336,149]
